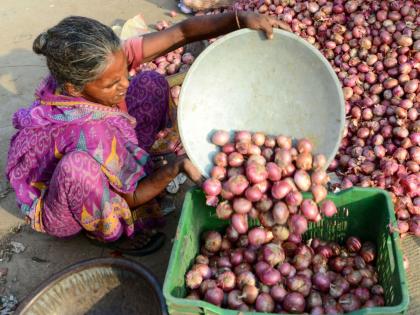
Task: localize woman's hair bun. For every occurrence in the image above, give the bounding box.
[33,32,48,55]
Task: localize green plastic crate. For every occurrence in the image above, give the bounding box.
[163,187,409,315]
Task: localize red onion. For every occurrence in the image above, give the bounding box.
[228,152,244,167]
[252,132,266,146]
[297,138,313,153]
[255,194,273,212]
[186,269,203,290]
[195,255,209,265]
[222,143,235,154]
[296,152,313,170]
[286,191,303,207]
[217,270,236,292]
[276,135,292,149]
[203,231,222,253]
[272,224,290,241]
[235,131,251,143]
[272,201,290,224]
[313,272,331,292]
[330,257,347,273]
[266,162,282,181]
[346,236,362,252]
[230,249,244,266]
[241,284,259,304]
[259,267,281,286]
[300,199,319,221]
[283,292,306,313]
[213,152,227,167]
[231,213,248,234]
[313,154,327,170]
[320,200,338,217]
[255,293,275,313]
[232,197,252,214]
[227,289,242,309]
[264,136,276,148]
[227,175,249,195]
[211,166,226,181]
[211,130,230,146]
[204,287,224,306]
[246,162,268,184]
[192,263,212,280]
[288,214,308,235]
[202,178,222,196]
[236,271,256,289]
[360,242,376,263]
[311,184,328,203]
[259,211,276,229]
[294,170,311,191]
[226,225,239,242]
[307,291,323,309]
[339,293,361,312]
[262,243,285,266]
[248,227,267,247]
[275,149,292,168]
[200,279,217,295]
[271,180,292,199]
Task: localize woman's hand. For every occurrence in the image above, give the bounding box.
[142,12,291,62]
[239,12,292,39]
[178,156,204,185]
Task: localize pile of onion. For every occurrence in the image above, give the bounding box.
[186,229,384,313]
[203,130,334,237]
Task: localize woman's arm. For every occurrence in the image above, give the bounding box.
[122,156,202,208]
[142,12,291,62]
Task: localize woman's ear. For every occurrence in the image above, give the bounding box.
[64,82,83,97]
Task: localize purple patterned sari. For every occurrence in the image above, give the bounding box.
[6,71,169,241]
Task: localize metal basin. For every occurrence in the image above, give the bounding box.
[15,258,167,315]
[178,29,345,176]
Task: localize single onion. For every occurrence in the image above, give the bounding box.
[248,227,267,247]
[216,201,233,220]
[288,214,308,235]
[203,231,222,253]
[252,132,266,146]
[294,170,311,191]
[204,287,224,306]
[320,200,338,217]
[233,197,252,214]
[300,199,320,221]
[255,293,275,313]
[272,180,292,199]
[231,213,248,234]
[283,292,306,313]
[211,130,230,146]
[272,201,290,225]
[241,284,259,304]
[202,178,222,196]
[297,138,313,153]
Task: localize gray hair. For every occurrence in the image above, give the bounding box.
[33,16,121,91]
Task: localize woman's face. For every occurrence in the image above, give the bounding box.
[80,49,130,107]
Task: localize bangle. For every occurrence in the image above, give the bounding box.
[234,9,241,30]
